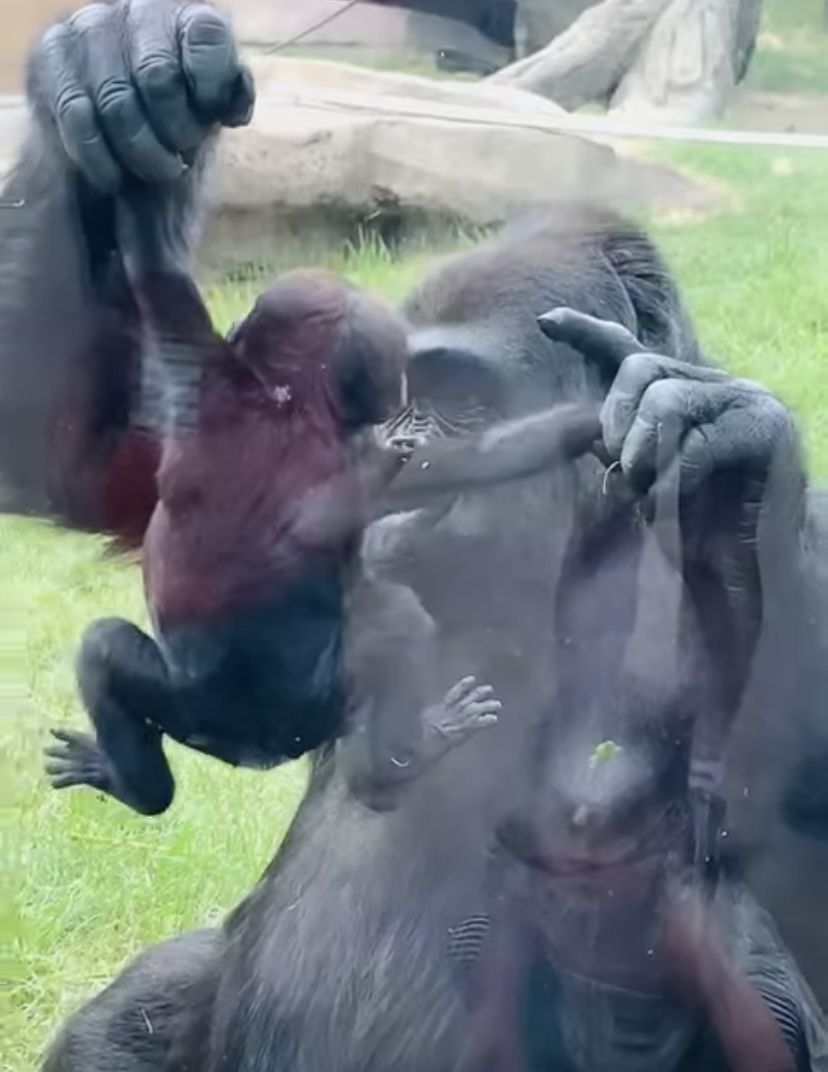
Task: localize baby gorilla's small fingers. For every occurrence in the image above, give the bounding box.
[470,709,500,725]
[48,727,98,753]
[49,772,85,789]
[465,684,496,704]
[44,746,70,762]
[45,756,94,785]
[49,727,80,742]
[443,676,478,705]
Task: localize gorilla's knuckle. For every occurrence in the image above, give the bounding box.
[68,3,113,34]
[37,22,70,60]
[753,390,794,444]
[619,350,663,386]
[96,80,136,122]
[642,375,686,415]
[182,5,231,44]
[55,91,94,130]
[134,54,180,98]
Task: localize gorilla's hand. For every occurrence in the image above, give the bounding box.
[26,0,254,192]
[539,307,801,523]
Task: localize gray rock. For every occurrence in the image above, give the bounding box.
[0,61,717,273]
[201,58,717,267]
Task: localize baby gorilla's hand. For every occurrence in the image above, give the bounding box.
[432,676,502,741]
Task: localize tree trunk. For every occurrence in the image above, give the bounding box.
[489,0,762,124]
[489,0,672,110]
[513,0,598,59]
[733,0,762,83]
[610,0,762,123]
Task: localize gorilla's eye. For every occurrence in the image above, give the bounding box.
[408,349,505,419]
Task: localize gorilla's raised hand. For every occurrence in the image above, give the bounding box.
[538,307,802,519]
[26,0,254,192]
[540,306,809,882]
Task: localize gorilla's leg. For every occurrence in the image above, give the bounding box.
[40,929,221,1072]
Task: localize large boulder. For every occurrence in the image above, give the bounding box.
[201,55,717,269]
[0,59,718,273]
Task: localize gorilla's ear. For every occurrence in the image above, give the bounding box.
[538,308,643,382]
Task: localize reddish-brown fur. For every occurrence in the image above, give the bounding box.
[143,270,408,625]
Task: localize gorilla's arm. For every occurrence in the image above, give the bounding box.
[540,308,820,863]
[0,0,253,546]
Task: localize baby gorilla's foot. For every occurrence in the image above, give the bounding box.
[44,724,175,816]
[45,728,112,793]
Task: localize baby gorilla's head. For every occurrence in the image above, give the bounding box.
[228,270,410,430]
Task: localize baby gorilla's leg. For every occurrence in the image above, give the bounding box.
[45,618,179,815]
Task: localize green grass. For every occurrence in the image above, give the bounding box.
[3,140,827,1072]
[745,0,828,95]
[648,142,828,476]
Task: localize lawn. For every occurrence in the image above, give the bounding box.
[3,139,827,1072]
[745,0,828,96]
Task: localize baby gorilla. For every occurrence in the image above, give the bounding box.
[45,187,601,816]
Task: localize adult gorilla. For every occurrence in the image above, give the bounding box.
[1,2,826,1070]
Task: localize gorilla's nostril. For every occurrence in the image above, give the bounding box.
[390,434,428,451]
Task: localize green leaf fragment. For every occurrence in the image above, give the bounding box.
[590,740,622,768]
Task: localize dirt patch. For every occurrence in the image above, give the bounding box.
[726,88,828,134]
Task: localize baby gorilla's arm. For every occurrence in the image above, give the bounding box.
[377,402,602,517]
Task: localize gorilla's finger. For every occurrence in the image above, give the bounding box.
[602,352,667,459]
[76,4,183,184]
[538,308,644,377]
[618,377,688,494]
[629,381,788,514]
[222,64,256,128]
[31,22,121,190]
[179,4,244,121]
[129,0,205,155]
[603,353,743,465]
